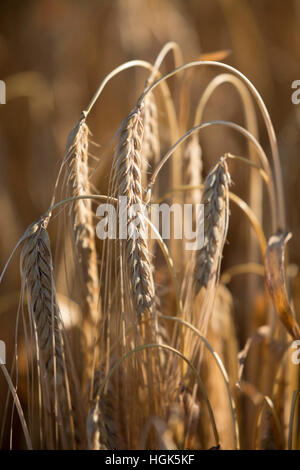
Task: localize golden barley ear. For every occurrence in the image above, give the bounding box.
[113,106,156,319]
[194,157,231,293]
[141,89,160,187]
[183,137,203,204]
[63,115,100,374]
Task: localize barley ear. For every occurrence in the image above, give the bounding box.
[64,116,100,361]
[114,107,156,319]
[141,90,160,186]
[20,219,74,446]
[195,157,231,292]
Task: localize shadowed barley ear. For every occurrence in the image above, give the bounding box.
[20,219,74,447]
[165,387,201,450]
[194,156,231,293]
[64,114,100,370]
[87,400,106,450]
[114,106,156,319]
[87,368,118,450]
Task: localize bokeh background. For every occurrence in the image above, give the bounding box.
[0,0,300,449]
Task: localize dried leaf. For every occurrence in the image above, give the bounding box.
[200,49,232,62]
[238,326,270,383]
[264,232,300,339]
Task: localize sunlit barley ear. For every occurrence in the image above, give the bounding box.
[183,137,203,204]
[114,106,156,319]
[20,219,74,445]
[183,137,203,265]
[141,88,160,186]
[194,157,231,293]
[64,114,100,364]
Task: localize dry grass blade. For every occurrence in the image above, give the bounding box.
[194,157,231,292]
[288,390,299,450]
[264,232,300,340]
[0,364,32,449]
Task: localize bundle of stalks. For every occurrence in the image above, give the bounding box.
[201,285,238,449]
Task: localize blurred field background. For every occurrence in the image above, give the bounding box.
[0,0,300,449]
